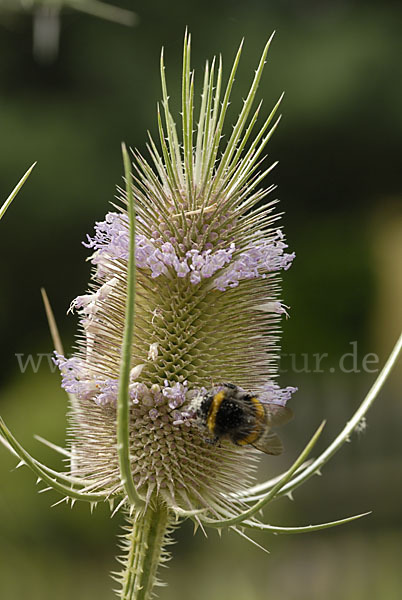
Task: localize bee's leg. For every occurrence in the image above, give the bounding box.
[204,435,219,445]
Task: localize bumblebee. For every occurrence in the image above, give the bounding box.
[192,383,292,455]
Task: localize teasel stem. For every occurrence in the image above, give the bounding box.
[116,503,174,600]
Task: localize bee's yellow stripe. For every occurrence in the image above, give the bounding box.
[237,397,265,446]
[237,430,260,445]
[206,391,225,434]
[251,396,265,421]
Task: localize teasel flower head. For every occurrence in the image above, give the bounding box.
[51,30,298,519]
[2,31,401,600]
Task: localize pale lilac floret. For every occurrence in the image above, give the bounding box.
[160,242,177,264]
[70,278,118,316]
[149,408,160,420]
[53,353,99,400]
[175,260,191,277]
[83,213,160,277]
[213,231,295,291]
[146,251,168,278]
[162,380,188,409]
[260,382,298,407]
[186,245,234,279]
[129,382,150,405]
[189,271,202,285]
[172,409,194,427]
[84,212,130,260]
[54,352,118,406]
[270,301,288,315]
[136,236,161,270]
[71,293,96,312]
[96,379,120,407]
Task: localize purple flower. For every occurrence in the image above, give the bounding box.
[53,352,99,400]
[259,382,298,406]
[213,231,295,291]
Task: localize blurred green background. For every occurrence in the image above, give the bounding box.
[1,1,401,599]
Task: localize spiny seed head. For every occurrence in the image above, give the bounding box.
[55,33,295,519]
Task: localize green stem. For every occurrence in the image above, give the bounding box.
[118,504,173,600]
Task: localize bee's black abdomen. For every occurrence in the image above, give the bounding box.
[214,400,245,436]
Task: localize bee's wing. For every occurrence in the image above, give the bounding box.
[264,404,293,427]
[252,431,283,455]
[252,403,292,455]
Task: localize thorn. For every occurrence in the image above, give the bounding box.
[15,460,25,469]
[233,527,270,554]
[268,30,276,46]
[51,497,68,508]
[111,496,126,518]
[286,491,294,501]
